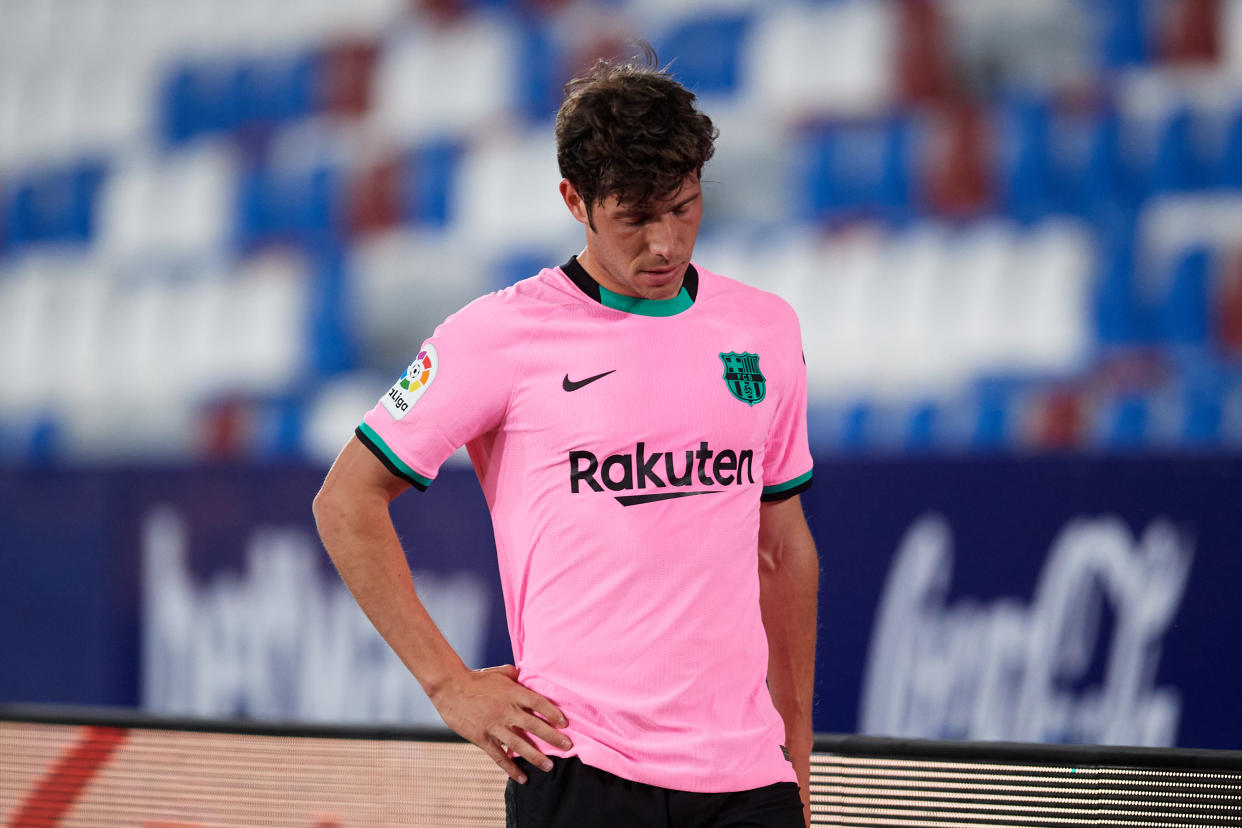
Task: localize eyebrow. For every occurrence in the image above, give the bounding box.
[615,190,701,220]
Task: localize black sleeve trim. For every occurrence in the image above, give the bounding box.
[760,476,813,502]
[354,427,429,491]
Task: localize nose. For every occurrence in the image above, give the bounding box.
[645,213,677,259]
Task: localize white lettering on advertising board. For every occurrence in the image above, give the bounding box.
[141,506,491,723]
[860,514,1192,746]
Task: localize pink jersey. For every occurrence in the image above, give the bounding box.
[359,258,813,793]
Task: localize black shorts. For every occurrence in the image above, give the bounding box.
[505,756,804,828]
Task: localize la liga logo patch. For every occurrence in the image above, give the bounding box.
[382,343,438,420]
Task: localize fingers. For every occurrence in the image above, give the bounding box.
[488,665,572,746]
[484,663,520,680]
[480,736,529,784]
[511,706,573,752]
[445,665,574,784]
[520,688,569,731]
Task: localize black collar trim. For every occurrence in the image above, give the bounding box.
[561,255,699,307]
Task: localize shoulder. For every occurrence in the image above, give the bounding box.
[435,267,577,340]
[694,264,802,332]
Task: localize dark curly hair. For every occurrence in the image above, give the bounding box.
[555,45,718,229]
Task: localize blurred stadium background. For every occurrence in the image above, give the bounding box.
[1,0,1242,458]
[3,0,1242,824]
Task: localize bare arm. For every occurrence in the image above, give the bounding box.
[758,493,819,827]
[312,436,571,782]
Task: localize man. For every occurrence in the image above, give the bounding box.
[313,50,819,827]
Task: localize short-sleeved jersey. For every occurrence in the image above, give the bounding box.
[358,257,813,793]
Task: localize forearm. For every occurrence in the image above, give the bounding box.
[757,496,819,824]
[313,472,467,698]
[759,534,818,751]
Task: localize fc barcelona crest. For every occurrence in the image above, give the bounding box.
[719,351,766,406]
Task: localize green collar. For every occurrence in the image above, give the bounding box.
[561,255,698,318]
[598,283,694,316]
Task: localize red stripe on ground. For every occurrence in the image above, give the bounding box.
[8,725,129,828]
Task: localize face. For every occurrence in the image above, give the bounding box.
[560,173,703,301]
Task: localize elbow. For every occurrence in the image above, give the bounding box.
[312,476,346,534]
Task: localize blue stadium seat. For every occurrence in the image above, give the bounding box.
[1083,109,1134,213]
[904,400,941,452]
[969,381,1019,450]
[403,139,463,228]
[161,53,318,146]
[1179,378,1224,445]
[1146,107,1201,196]
[1,160,106,252]
[1093,210,1146,344]
[490,249,552,292]
[159,60,244,145]
[513,18,563,123]
[657,13,751,97]
[237,53,318,128]
[1095,0,1151,68]
[1219,105,1242,189]
[234,160,345,252]
[998,95,1054,223]
[799,117,915,225]
[838,401,873,454]
[1158,246,1212,346]
[309,242,355,375]
[1101,392,1151,448]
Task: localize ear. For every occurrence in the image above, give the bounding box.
[560,179,590,226]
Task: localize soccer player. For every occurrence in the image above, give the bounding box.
[313,49,819,828]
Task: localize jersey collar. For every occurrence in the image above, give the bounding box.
[561,255,697,317]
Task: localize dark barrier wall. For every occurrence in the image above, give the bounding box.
[1,454,1240,749]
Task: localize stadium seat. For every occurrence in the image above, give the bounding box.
[998,95,1055,223]
[512,18,563,123]
[1012,221,1094,372]
[1176,371,1226,445]
[1218,104,1242,188]
[237,53,318,129]
[923,100,994,218]
[968,380,1021,450]
[1097,0,1152,68]
[159,60,244,145]
[1093,210,1145,344]
[743,0,896,121]
[371,16,519,143]
[97,142,238,257]
[451,127,575,252]
[346,228,490,371]
[348,152,403,238]
[656,12,751,98]
[315,39,379,118]
[1146,107,1202,195]
[1100,391,1152,448]
[403,139,463,228]
[1157,245,1213,346]
[1158,0,1220,64]
[894,0,951,105]
[1,159,106,252]
[234,156,345,252]
[1217,248,1242,355]
[797,117,916,225]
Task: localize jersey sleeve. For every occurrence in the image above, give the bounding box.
[357,293,520,490]
[761,303,813,502]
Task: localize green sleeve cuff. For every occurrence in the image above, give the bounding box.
[355,423,434,491]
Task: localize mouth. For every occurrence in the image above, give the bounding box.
[639,264,682,282]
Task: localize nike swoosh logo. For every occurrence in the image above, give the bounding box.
[615,491,722,506]
[562,370,616,392]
